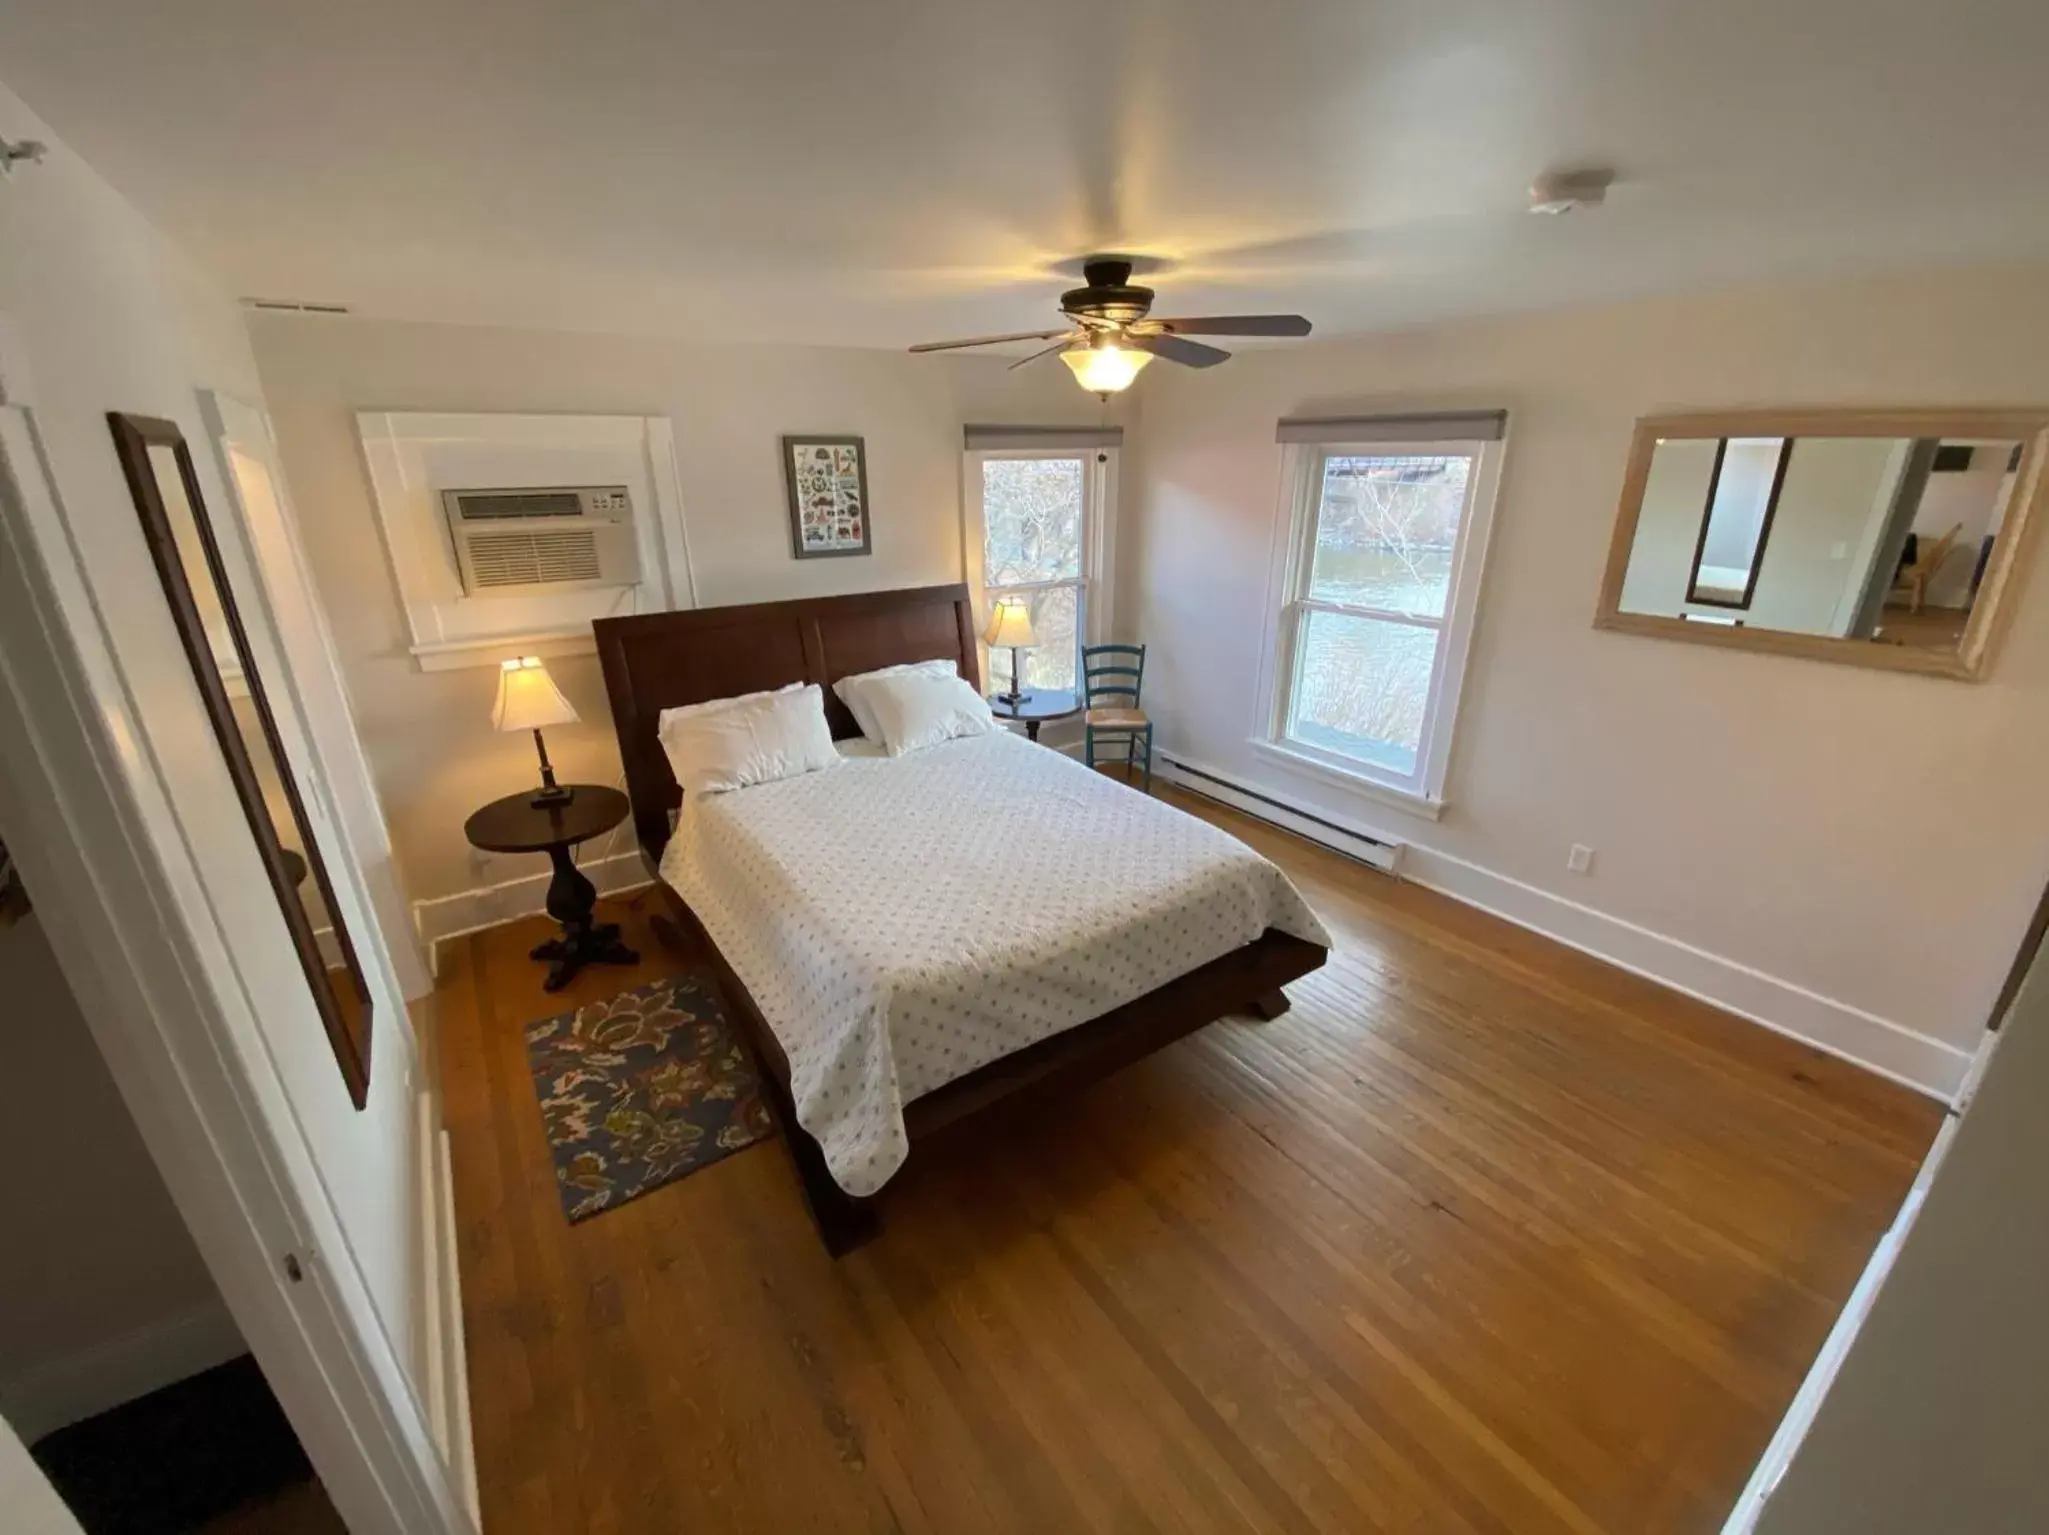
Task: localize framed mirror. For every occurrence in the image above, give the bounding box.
[1595,409,2048,679]
[109,413,372,1107]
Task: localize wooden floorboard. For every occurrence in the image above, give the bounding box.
[436,786,1941,1534]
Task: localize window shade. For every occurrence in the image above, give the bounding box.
[1275,410,1507,445]
[964,424,1124,452]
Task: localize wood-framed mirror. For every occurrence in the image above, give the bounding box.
[1595,409,2049,679]
[109,412,373,1107]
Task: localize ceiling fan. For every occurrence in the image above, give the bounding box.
[908,256,1312,397]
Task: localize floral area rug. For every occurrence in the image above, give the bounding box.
[525,972,773,1223]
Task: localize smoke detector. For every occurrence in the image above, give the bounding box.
[1528,167,1615,215]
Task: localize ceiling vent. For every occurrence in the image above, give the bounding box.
[1527,167,1616,215]
[440,485,640,597]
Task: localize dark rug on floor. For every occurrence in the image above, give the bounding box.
[526,971,773,1223]
[32,1354,316,1534]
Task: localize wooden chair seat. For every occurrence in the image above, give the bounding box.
[1086,705,1149,729]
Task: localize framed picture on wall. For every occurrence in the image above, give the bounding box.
[781,435,871,559]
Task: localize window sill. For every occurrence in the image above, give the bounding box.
[1247,738,1446,822]
[409,630,596,673]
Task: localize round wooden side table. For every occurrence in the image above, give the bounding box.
[987,687,1082,742]
[463,784,639,992]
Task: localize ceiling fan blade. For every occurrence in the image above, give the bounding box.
[1132,333,1232,369]
[1007,337,1078,371]
[907,329,1072,353]
[1149,314,1313,337]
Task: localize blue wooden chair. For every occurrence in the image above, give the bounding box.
[1082,643,1152,790]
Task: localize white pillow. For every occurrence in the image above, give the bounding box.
[657,683,839,796]
[658,680,804,727]
[862,672,998,757]
[833,659,958,743]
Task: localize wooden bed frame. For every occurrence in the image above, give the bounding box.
[593,583,1327,1253]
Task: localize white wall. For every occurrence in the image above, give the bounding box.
[0,75,443,1485]
[1619,437,1719,612]
[1134,265,2049,1094]
[0,912,237,1440]
[1745,437,1901,635]
[1750,960,2049,1532]
[250,314,1110,904]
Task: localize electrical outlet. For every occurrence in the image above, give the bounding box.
[1567,843,1595,875]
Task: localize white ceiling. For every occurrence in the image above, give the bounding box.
[6,0,2049,348]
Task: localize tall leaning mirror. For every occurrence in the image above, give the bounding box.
[1595,409,2048,678]
[109,413,373,1107]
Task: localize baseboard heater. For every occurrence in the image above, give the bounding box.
[1157,752,1405,874]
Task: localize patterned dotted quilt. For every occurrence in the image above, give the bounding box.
[660,731,1330,1196]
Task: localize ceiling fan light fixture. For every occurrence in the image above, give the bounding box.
[1061,338,1151,396]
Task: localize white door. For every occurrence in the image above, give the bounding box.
[0,386,471,1535]
[199,391,431,1000]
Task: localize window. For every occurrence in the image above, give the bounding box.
[1262,416,1505,806]
[967,436,1116,694]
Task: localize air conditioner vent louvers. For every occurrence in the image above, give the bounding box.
[463,529,607,589]
[439,484,639,596]
[452,490,588,521]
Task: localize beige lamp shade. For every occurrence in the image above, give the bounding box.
[492,656,578,732]
[983,598,1038,649]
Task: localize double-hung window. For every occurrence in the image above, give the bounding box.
[1261,412,1507,807]
[964,427,1119,694]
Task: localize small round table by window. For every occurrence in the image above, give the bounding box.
[987,687,1081,742]
[463,785,639,992]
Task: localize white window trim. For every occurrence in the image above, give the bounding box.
[357,411,695,672]
[962,444,1118,687]
[1251,435,1505,814]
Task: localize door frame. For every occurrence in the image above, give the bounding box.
[198,390,431,1000]
[0,398,472,1535]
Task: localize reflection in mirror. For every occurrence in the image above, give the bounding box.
[1684,437,1792,607]
[111,415,372,1107]
[1600,412,2045,679]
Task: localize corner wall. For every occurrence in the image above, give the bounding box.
[249,315,1111,907]
[1133,265,2049,1094]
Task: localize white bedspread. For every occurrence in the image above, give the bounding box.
[659,731,1329,1195]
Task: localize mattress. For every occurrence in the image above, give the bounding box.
[659,729,1330,1195]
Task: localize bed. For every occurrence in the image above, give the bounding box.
[594,583,1330,1252]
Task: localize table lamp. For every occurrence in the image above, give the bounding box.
[983,598,1038,707]
[493,656,579,807]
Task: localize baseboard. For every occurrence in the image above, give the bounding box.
[413,1096,478,1524]
[0,1302,245,1442]
[437,1128,480,1523]
[411,849,650,960]
[1158,751,1968,1101]
[1156,753,1403,873]
[1719,1107,1961,1533]
[1401,842,1968,1099]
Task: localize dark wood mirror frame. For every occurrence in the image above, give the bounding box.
[109,412,372,1108]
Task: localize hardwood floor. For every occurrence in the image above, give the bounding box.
[435,788,1941,1534]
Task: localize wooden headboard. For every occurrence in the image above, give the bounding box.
[593,583,982,859]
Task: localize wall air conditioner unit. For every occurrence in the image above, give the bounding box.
[440,485,640,597]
